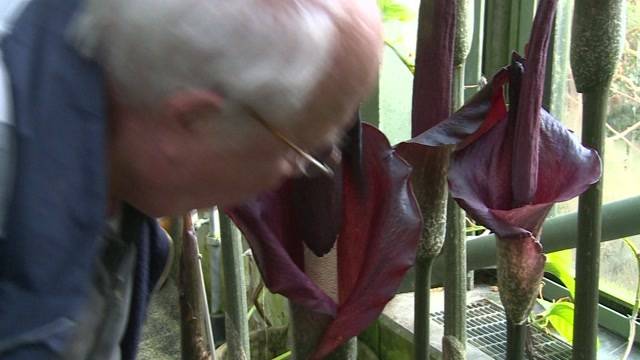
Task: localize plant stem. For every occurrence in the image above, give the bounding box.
[180,212,217,360]
[573,88,608,360]
[220,213,251,360]
[506,319,526,360]
[415,255,434,360]
[622,239,640,360]
[444,194,467,345]
[571,1,624,356]
[289,302,357,360]
[443,65,468,350]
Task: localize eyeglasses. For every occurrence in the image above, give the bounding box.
[244,106,334,177]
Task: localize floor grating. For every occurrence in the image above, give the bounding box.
[432,299,572,359]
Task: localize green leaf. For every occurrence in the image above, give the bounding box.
[545,250,576,299]
[378,0,415,22]
[546,301,575,344]
[272,351,291,360]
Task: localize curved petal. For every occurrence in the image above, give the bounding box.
[226,191,338,316]
[313,124,422,359]
[448,109,601,238]
[405,69,509,149]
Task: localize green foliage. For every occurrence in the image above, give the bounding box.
[532,250,577,345]
[532,299,575,345]
[271,350,292,360]
[622,238,640,360]
[378,0,415,22]
[544,250,576,299]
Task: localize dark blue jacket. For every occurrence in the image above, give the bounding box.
[0,0,169,358]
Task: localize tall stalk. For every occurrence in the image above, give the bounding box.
[408,0,456,358]
[570,1,625,359]
[290,247,357,360]
[443,0,473,356]
[220,213,251,359]
[180,212,217,360]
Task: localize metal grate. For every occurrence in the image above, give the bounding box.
[432,299,573,359]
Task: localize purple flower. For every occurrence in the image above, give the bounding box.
[226,122,421,358]
[401,0,600,323]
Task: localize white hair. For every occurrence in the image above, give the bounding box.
[70,0,341,127]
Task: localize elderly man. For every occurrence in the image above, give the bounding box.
[0,0,382,358]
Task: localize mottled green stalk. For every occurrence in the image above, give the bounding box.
[571,1,625,359]
[410,0,456,357]
[180,213,217,360]
[220,214,250,359]
[444,195,466,350]
[506,320,526,360]
[289,303,357,360]
[414,256,435,360]
[442,336,465,360]
[443,0,473,351]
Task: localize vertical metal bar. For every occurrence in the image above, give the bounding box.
[483,0,511,76]
[464,0,485,100]
[543,0,573,123]
[508,0,521,53]
[219,213,251,359]
[517,1,537,53]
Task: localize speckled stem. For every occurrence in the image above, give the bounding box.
[444,195,467,348]
[180,213,217,360]
[220,214,250,360]
[412,0,456,357]
[442,335,465,360]
[443,5,471,342]
[414,256,435,360]
[454,0,474,67]
[289,303,357,360]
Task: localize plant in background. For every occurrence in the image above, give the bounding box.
[226,117,421,359]
[399,0,601,358]
[393,0,456,358]
[530,250,577,345]
[622,238,640,360]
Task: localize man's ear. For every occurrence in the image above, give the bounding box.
[165,90,224,130]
